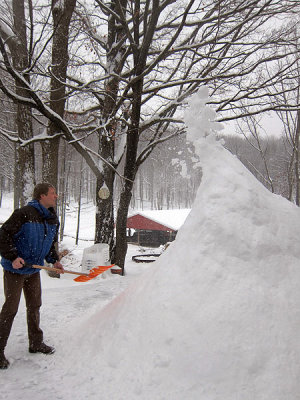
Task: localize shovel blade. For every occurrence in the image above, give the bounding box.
[74,264,114,282]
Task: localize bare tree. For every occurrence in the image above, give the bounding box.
[263,28,300,203]
[42,0,76,188]
[1,1,300,270]
[0,0,35,206]
[236,116,275,192]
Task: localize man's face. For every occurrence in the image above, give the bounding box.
[39,187,58,209]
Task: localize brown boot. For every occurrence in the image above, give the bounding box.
[0,351,9,369]
[29,342,55,354]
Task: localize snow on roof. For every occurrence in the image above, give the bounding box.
[128,209,191,231]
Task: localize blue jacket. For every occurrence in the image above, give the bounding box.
[0,200,59,274]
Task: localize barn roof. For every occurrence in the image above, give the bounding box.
[127,209,191,231]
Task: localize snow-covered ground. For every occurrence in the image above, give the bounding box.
[0,203,155,399]
[1,91,300,399]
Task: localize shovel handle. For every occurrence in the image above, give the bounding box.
[32,264,89,276]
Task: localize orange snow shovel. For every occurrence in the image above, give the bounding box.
[32,264,115,282]
[73,265,115,282]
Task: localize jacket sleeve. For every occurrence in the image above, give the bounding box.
[0,209,26,261]
[45,223,60,264]
[45,242,59,264]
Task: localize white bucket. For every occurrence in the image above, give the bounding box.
[81,243,110,272]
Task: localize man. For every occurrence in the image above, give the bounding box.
[0,183,64,369]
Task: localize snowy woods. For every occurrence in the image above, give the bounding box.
[0,1,300,268]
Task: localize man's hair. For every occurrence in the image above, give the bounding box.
[33,183,54,201]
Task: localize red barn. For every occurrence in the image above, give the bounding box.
[127,209,190,247]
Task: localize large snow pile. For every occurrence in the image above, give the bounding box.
[54,90,300,399]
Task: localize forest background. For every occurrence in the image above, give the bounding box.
[0,0,300,271]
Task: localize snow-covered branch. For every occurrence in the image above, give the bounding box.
[0,128,62,147]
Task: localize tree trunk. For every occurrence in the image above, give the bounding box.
[95,161,115,254]
[115,77,143,271]
[95,0,127,257]
[59,149,70,241]
[16,102,35,206]
[13,144,20,208]
[0,176,4,207]
[42,0,76,188]
[115,178,134,273]
[42,138,60,187]
[12,0,35,206]
[295,111,300,205]
[76,157,83,245]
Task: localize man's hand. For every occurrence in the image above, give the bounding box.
[53,261,64,274]
[12,257,25,269]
